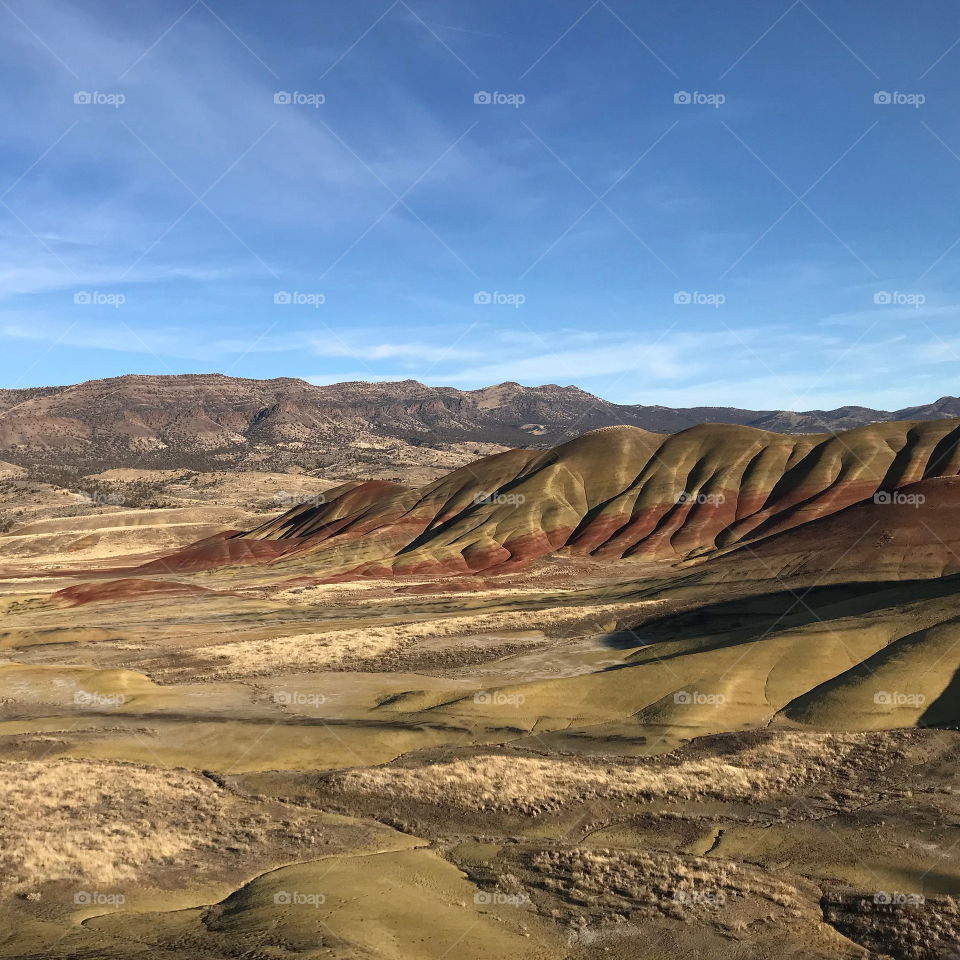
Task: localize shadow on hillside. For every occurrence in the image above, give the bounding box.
[582,579,960,676]
[587,576,960,670]
[594,629,654,650]
[920,666,960,729]
[633,574,960,645]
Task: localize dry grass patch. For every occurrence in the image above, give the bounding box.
[195,601,654,678]
[335,733,886,814]
[0,759,307,888]
[272,579,401,602]
[274,582,590,604]
[824,892,960,960]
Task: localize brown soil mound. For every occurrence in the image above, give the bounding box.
[50,577,218,607]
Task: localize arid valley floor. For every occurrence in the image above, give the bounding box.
[0,417,958,959]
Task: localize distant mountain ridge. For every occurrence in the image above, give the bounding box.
[0,373,957,478]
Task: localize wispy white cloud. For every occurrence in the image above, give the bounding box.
[309,339,479,363]
[426,340,697,386]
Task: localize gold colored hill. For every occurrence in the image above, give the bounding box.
[146,418,960,582]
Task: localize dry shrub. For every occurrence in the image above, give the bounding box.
[335,733,877,813]
[525,847,806,917]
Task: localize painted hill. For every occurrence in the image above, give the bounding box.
[140,418,960,583]
[2,373,960,480]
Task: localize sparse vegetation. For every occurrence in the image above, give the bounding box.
[0,759,318,888]
[0,400,956,960]
[193,600,655,677]
[333,733,890,813]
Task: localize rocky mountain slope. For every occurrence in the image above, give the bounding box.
[1,373,958,479]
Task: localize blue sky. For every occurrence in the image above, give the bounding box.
[1,0,959,409]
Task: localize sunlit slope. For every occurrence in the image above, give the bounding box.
[139,418,960,579]
[776,612,960,729]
